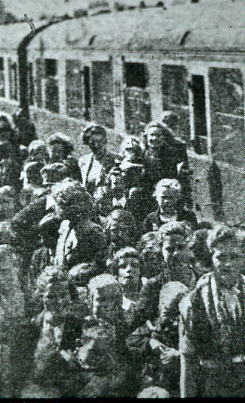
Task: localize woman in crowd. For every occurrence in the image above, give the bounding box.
[79,123,119,195]
[143,121,190,188]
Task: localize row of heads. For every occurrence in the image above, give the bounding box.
[38,223,245,325]
[0,108,179,153]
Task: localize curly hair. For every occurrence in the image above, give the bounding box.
[51,179,93,217]
[207,225,245,252]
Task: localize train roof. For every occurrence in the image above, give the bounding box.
[27,0,244,53]
[0,21,48,51]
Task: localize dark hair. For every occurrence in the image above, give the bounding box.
[82,123,107,146]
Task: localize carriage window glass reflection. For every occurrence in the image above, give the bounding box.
[161,65,190,144]
[66,60,83,119]
[0,57,5,98]
[209,67,244,168]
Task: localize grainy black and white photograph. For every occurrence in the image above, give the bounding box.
[0,0,244,398]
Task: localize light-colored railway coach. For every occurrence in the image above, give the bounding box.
[0,0,244,225]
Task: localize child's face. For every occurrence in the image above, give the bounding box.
[117,256,140,293]
[213,240,244,288]
[161,234,186,263]
[146,127,166,152]
[92,285,120,322]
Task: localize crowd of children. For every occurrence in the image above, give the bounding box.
[0,109,244,398]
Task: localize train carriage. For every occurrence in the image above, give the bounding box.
[0,0,244,225]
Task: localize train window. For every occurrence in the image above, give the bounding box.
[92,61,114,128]
[44,58,59,114]
[66,60,83,119]
[125,63,148,89]
[0,57,5,98]
[124,62,151,134]
[8,60,18,101]
[209,67,244,168]
[45,59,57,77]
[191,75,208,155]
[161,65,190,144]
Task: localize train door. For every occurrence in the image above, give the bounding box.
[191,74,208,154]
[83,66,91,121]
